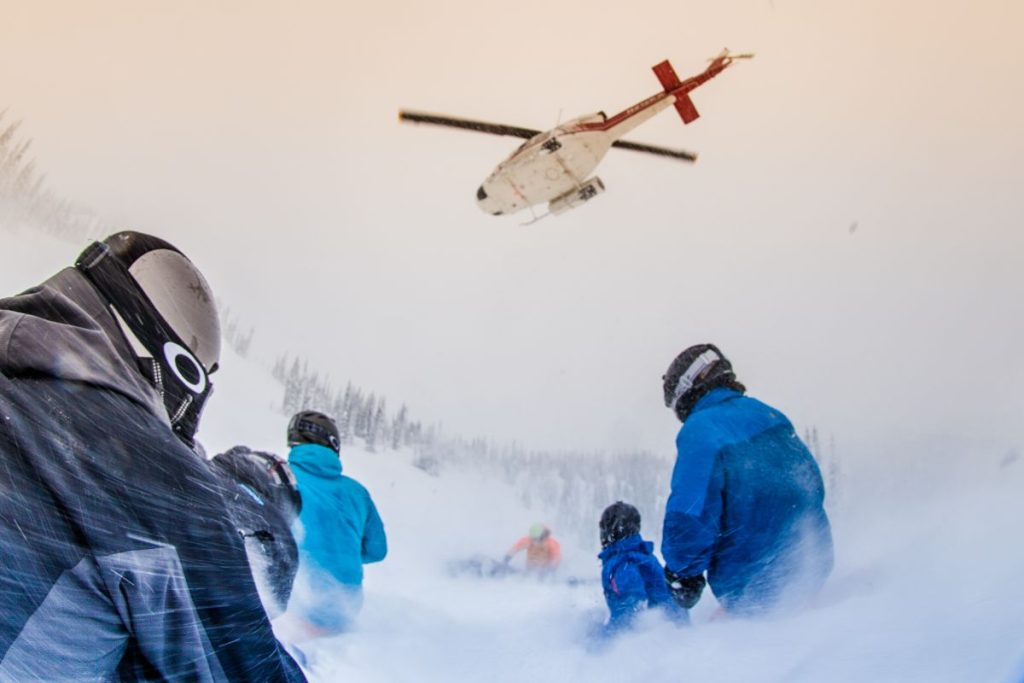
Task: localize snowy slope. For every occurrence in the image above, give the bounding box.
[201,294,1024,682]
[4,227,1024,682]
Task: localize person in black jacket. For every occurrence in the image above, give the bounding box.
[0,232,304,681]
[211,446,302,619]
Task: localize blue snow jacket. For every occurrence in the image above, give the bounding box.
[662,387,834,614]
[288,443,387,588]
[600,534,687,633]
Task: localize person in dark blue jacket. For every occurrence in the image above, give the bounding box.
[282,411,387,639]
[0,232,304,681]
[211,446,302,619]
[599,502,687,635]
[660,344,834,616]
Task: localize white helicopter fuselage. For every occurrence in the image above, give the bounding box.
[476,94,676,216]
[398,51,751,218]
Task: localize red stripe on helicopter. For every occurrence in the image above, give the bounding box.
[574,91,672,133]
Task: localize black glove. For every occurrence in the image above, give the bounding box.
[665,568,706,609]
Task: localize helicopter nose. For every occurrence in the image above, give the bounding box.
[476,185,503,215]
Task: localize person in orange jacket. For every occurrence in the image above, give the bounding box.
[504,523,561,574]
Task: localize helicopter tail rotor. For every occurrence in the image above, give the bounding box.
[708,48,755,68]
[651,50,753,125]
[652,59,702,124]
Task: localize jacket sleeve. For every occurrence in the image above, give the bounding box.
[506,536,530,557]
[548,538,561,565]
[0,524,306,683]
[661,424,725,577]
[604,563,647,631]
[0,386,306,683]
[102,545,304,682]
[638,555,690,624]
[361,494,387,564]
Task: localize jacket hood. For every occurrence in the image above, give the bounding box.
[598,534,654,561]
[0,267,166,420]
[289,443,343,478]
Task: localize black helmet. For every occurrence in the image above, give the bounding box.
[600,501,641,548]
[75,231,220,446]
[287,410,340,452]
[662,343,743,422]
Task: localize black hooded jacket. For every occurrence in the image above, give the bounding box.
[211,446,301,619]
[0,268,304,681]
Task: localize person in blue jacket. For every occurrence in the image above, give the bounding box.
[660,344,833,616]
[283,410,387,639]
[599,501,687,636]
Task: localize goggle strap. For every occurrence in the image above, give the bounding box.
[669,349,720,407]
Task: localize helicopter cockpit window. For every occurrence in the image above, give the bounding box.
[541,138,562,154]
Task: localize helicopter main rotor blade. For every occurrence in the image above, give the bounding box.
[401,110,697,161]
[399,111,541,140]
[611,139,698,163]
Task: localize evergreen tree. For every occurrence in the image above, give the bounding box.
[283,357,302,414]
[334,383,353,442]
[368,398,386,453]
[272,353,287,383]
[391,404,408,450]
[356,394,376,440]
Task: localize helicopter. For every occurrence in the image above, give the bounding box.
[399,49,752,221]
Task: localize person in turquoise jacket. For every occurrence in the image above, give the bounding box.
[283,410,387,638]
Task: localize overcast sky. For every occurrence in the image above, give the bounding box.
[2,0,1021,457]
